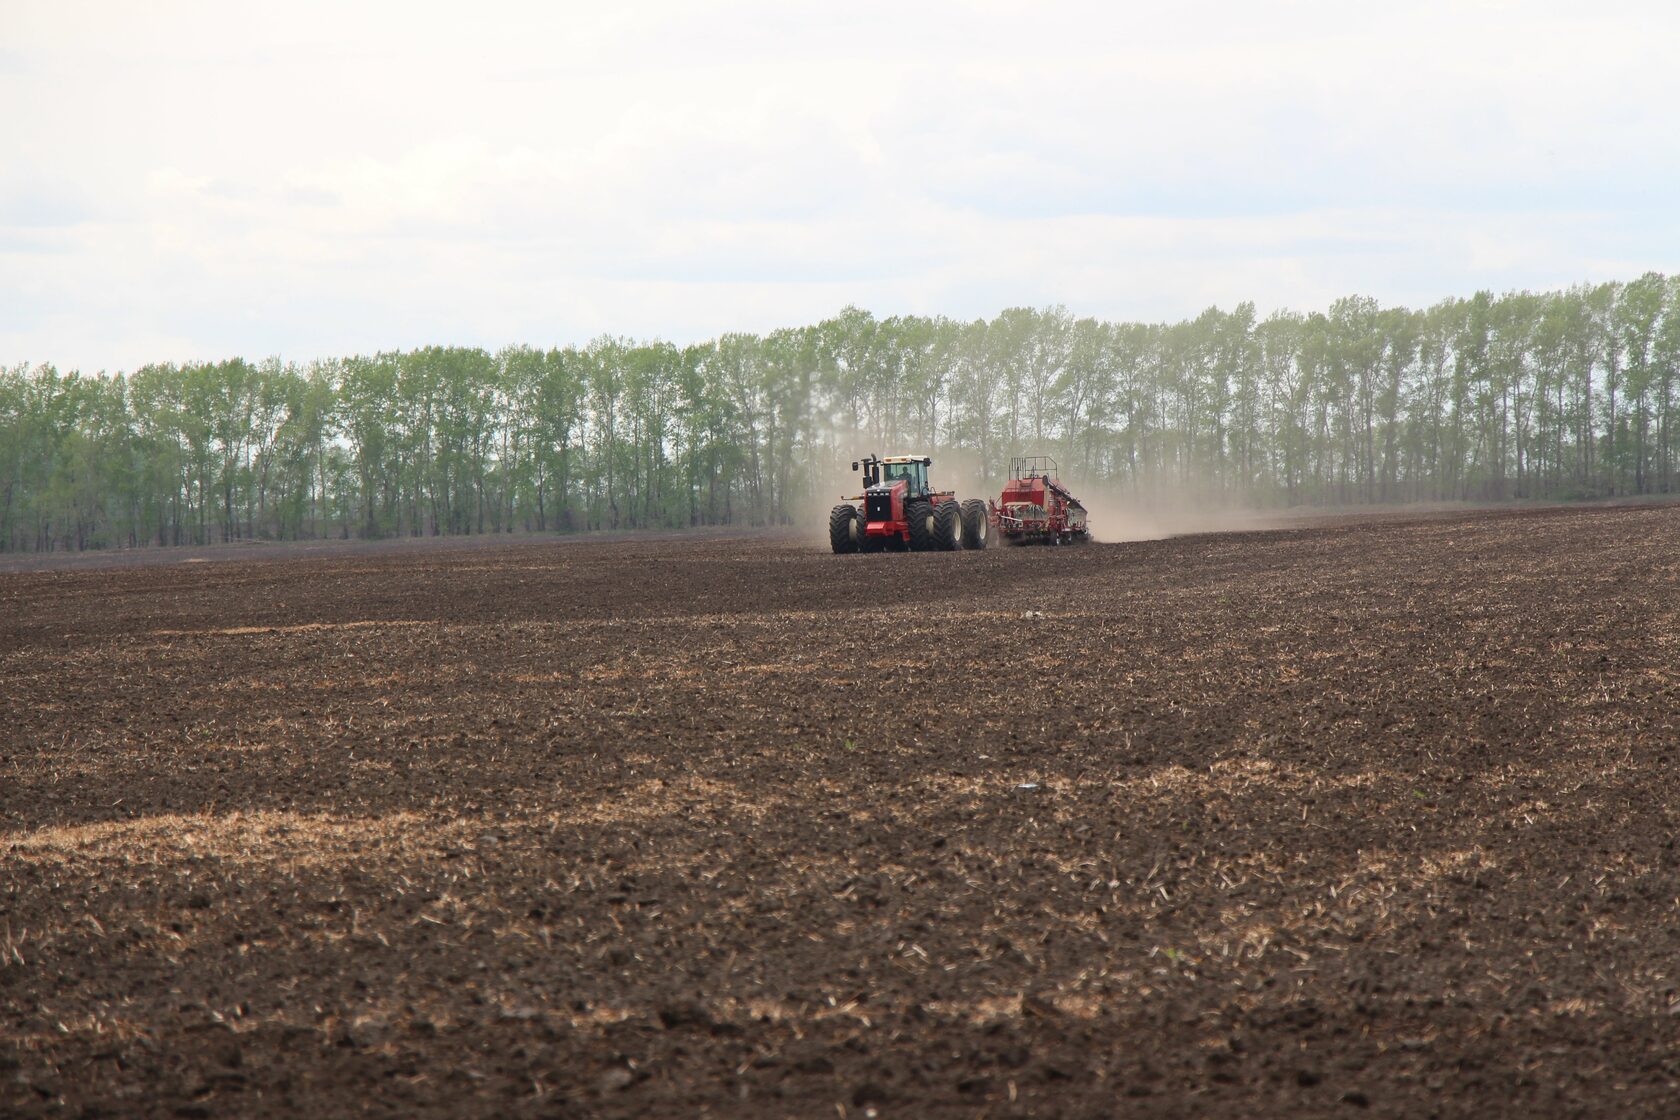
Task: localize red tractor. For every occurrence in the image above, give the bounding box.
[990,455,1089,545]
[830,455,991,553]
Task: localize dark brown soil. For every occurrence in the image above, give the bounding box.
[4,504,1680,1118]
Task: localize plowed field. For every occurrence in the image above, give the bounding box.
[4,504,1680,1118]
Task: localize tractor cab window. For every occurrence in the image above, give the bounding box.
[882,461,926,494]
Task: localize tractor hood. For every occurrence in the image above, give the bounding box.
[864,479,905,524]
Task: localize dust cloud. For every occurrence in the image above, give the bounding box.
[1075,484,1288,544]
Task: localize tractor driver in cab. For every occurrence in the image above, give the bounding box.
[880,459,926,496]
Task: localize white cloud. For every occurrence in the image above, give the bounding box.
[3,0,1679,370]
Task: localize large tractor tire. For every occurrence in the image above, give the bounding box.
[934,499,964,551]
[829,504,861,553]
[905,500,937,551]
[960,499,989,550]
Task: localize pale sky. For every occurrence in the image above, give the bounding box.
[4,0,1678,372]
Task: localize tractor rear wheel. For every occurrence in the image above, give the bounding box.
[934,500,964,550]
[829,504,860,553]
[961,499,989,549]
[905,501,936,551]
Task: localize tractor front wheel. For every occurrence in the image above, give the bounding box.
[905,501,936,551]
[934,500,964,551]
[829,504,860,553]
[961,499,989,550]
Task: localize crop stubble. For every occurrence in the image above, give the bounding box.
[3,504,1680,1117]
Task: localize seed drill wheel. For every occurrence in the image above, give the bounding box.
[905,501,936,551]
[829,504,861,553]
[934,500,964,551]
[960,499,989,550]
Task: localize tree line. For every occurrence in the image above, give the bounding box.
[3,274,1678,552]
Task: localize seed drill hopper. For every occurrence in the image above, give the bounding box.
[990,456,1090,545]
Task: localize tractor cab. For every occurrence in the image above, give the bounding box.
[878,457,929,498]
[854,454,931,499]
